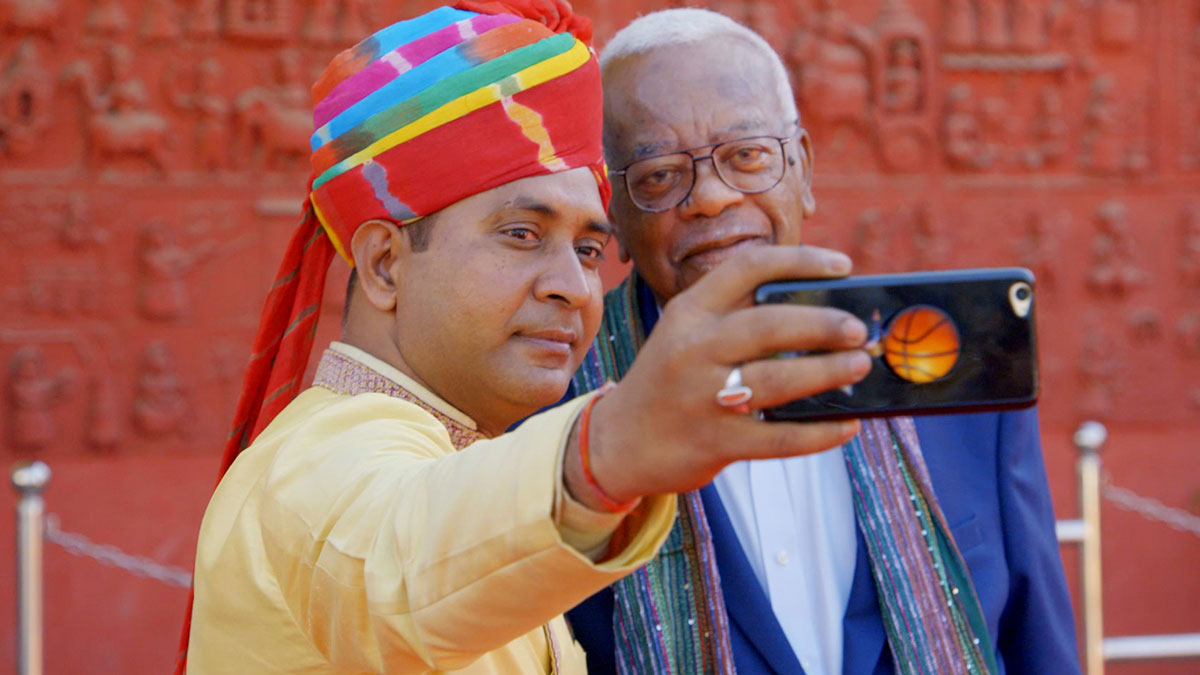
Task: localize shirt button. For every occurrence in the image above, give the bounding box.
[775,550,789,566]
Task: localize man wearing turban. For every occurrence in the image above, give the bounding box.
[180,3,876,673]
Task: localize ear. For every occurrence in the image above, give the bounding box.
[794,129,816,218]
[349,219,403,313]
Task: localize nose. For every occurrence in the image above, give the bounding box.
[676,156,744,219]
[533,242,594,309]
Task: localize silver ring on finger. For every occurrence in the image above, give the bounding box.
[716,366,753,414]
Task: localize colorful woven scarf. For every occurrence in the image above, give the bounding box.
[175,3,607,671]
[572,273,1000,675]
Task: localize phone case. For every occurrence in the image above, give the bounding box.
[754,267,1038,421]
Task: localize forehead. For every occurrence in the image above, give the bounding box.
[443,167,607,223]
[603,40,788,163]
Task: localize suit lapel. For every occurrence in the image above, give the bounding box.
[699,485,805,674]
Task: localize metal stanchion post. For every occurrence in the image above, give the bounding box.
[11,461,50,675]
[1073,422,1106,675]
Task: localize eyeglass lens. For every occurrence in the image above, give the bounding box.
[624,136,788,213]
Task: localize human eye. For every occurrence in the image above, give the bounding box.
[631,160,686,196]
[722,140,776,173]
[501,224,540,243]
[575,239,607,265]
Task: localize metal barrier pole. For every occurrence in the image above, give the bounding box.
[1074,422,1106,675]
[11,461,50,675]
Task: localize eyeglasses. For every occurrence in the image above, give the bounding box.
[610,133,801,213]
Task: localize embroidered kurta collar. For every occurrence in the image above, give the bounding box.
[314,342,480,450]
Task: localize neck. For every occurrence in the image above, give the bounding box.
[339,329,523,439]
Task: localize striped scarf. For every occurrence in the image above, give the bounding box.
[572,273,999,675]
[176,3,607,671]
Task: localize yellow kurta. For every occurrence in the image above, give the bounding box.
[188,343,675,674]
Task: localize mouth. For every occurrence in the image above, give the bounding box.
[679,234,768,271]
[514,328,578,357]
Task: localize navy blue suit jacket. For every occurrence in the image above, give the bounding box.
[566,280,1081,674]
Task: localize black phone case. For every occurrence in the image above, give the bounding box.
[754,267,1038,421]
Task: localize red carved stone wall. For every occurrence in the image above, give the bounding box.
[0,0,1196,672]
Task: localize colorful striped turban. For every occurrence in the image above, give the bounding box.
[175,3,606,670]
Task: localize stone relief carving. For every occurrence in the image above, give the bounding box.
[140,0,182,43]
[1181,206,1200,290]
[166,57,231,171]
[5,345,75,452]
[132,340,191,439]
[63,45,171,172]
[0,0,63,41]
[1011,209,1064,295]
[1086,201,1145,297]
[0,39,53,157]
[137,220,216,321]
[234,49,310,168]
[1076,327,1119,419]
[86,0,130,37]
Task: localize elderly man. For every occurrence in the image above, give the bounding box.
[567,9,1080,675]
[179,3,879,673]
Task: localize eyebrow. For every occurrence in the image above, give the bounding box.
[628,118,773,160]
[503,197,614,236]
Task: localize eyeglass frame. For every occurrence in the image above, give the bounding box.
[608,128,810,214]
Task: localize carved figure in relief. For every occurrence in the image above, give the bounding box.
[1096,0,1138,49]
[140,0,181,42]
[1081,75,1128,175]
[224,0,287,41]
[909,203,950,270]
[1011,209,1062,293]
[1077,329,1118,419]
[1012,0,1045,52]
[0,39,52,157]
[942,83,992,170]
[5,346,74,452]
[63,45,170,172]
[744,1,784,53]
[1025,86,1067,168]
[86,372,121,451]
[339,0,373,44]
[883,39,921,114]
[978,0,1010,50]
[852,208,893,274]
[132,340,190,439]
[944,0,976,51]
[1087,201,1144,297]
[0,0,63,41]
[185,0,219,38]
[167,58,231,170]
[1180,206,1200,289]
[787,1,876,132]
[302,0,338,45]
[86,0,129,36]
[234,50,310,167]
[1178,311,1200,356]
[138,221,215,320]
[57,193,109,249]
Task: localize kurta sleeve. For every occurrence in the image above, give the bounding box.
[256,391,675,673]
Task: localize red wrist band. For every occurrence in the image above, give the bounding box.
[577,383,639,514]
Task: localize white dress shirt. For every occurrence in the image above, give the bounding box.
[713,447,857,675]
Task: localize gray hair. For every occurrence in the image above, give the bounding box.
[599,8,799,122]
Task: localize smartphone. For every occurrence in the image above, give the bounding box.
[754,267,1038,421]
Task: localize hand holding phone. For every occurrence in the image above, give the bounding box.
[754,267,1038,421]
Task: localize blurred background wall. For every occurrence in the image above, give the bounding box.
[0,0,1197,672]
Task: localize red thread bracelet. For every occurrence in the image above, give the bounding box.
[577,384,639,513]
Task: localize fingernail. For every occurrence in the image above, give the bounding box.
[842,317,867,343]
[826,252,852,275]
[846,350,872,378]
[841,419,860,437]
